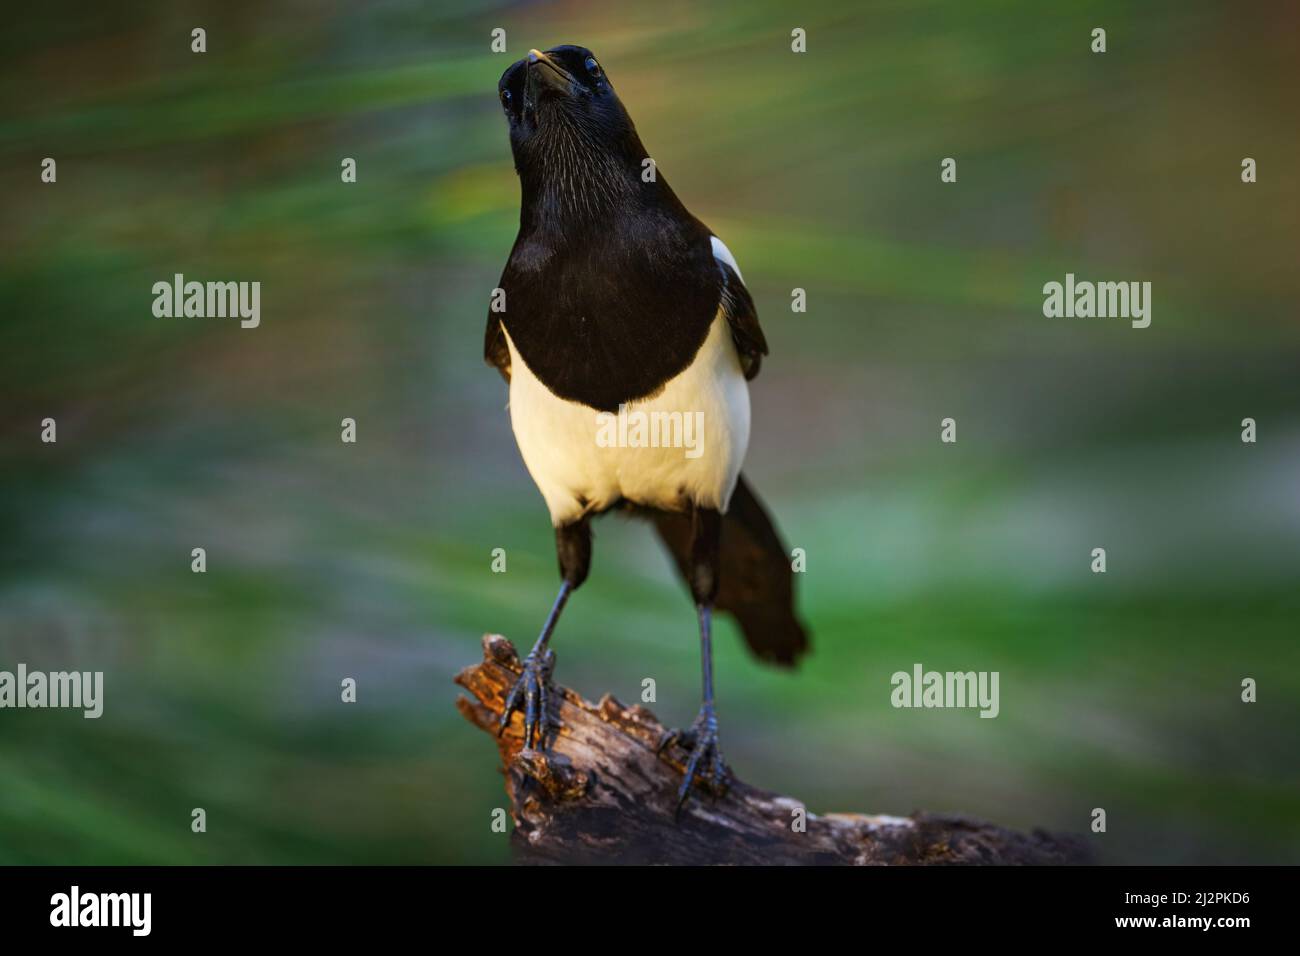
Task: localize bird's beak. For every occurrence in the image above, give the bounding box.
[526,48,576,99]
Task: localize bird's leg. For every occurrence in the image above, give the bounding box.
[496,580,566,750]
[497,517,590,750]
[664,506,729,813]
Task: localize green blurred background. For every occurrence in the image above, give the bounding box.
[1,0,1297,864]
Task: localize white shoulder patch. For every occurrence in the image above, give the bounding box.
[710,235,744,283]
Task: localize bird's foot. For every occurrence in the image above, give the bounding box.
[659,703,729,814]
[496,648,559,750]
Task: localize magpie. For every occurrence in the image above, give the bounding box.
[486,45,809,810]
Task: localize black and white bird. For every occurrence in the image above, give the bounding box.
[486,45,809,809]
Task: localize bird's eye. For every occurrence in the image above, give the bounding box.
[584,56,601,77]
[500,89,512,108]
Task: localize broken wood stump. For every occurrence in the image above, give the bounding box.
[455,634,1090,865]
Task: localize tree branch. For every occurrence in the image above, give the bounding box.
[455,634,1090,865]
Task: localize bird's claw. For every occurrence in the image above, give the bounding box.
[667,705,729,815]
[496,648,559,750]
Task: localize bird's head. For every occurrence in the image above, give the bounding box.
[497,45,646,212]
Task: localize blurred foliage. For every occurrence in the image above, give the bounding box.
[1,0,1298,864]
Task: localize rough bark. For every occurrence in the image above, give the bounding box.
[455,634,1091,865]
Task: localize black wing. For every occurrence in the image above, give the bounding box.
[716,257,767,380]
[484,310,510,382]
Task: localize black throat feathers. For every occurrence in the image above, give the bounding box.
[490,47,723,412]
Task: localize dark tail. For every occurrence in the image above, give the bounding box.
[647,473,810,667]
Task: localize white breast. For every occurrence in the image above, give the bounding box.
[503,314,750,527]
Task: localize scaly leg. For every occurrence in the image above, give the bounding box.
[664,507,729,812]
[497,517,590,749]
